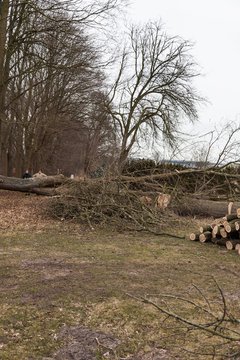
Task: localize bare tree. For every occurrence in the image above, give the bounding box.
[0,0,125,176]
[80,90,117,176]
[185,121,240,173]
[105,21,203,170]
[2,3,96,175]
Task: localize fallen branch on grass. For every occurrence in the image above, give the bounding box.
[141,229,185,239]
[126,278,240,358]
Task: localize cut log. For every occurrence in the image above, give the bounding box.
[226,241,234,250]
[173,198,240,218]
[189,233,200,241]
[139,196,153,205]
[199,225,212,233]
[212,224,224,236]
[212,225,219,236]
[222,214,239,222]
[224,222,238,233]
[199,231,212,243]
[220,228,228,238]
[237,208,240,218]
[0,174,66,195]
[235,221,240,231]
[235,243,240,251]
[211,231,217,239]
[120,169,240,184]
[211,218,224,228]
[228,202,233,215]
[155,193,171,210]
[226,240,240,250]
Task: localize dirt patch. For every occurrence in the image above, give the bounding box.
[53,325,121,360]
[22,259,73,280]
[53,325,172,360]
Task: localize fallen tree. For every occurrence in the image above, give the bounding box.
[172,198,240,218]
[0,174,66,195]
[0,167,239,197]
[118,168,240,196]
[0,169,240,231]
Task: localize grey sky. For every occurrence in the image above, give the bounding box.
[127,0,240,136]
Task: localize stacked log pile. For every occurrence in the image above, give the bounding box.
[189,209,240,254]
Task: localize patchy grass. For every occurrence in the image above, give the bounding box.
[0,221,240,359]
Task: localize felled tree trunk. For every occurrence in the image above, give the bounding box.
[0,174,66,195]
[172,198,240,218]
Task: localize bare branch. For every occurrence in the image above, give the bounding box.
[106,20,203,169]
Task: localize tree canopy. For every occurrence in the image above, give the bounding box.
[105,21,202,168]
[0,0,123,176]
[0,2,203,176]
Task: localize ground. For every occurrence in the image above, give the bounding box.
[0,190,55,231]
[0,191,240,360]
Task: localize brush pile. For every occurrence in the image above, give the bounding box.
[189,208,240,254]
[47,179,171,231]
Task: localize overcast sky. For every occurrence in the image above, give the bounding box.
[127,0,240,141]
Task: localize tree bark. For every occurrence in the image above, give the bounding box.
[199,224,212,233]
[189,233,200,241]
[0,174,66,195]
[226,240,240,250]
[172,198,240,218]
[223,221,238,233]
[0,0,10,173]
[199,231,212,243]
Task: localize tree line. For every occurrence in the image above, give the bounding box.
[0,0,201,177]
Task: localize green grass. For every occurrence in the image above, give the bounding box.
[0,225,240,359]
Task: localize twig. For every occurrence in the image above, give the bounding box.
[126,293,240,342]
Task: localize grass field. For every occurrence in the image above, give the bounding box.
[0,192,240,359]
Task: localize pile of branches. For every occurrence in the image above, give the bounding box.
[1,166,240,230]
[46,168,240,231]
[47,179,172,232]
[121,168,240,199]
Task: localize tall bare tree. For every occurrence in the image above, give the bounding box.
[0,0,125,175]
[105,21,203,169]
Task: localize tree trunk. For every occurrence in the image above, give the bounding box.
[199,231,212,243]
[223,221,239,233]
[189,232,200,241]
[0,174,66,195]
[172,198,240,218]
[0,0,10,173]
[199,224,212,233]
[226,240,240,250]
